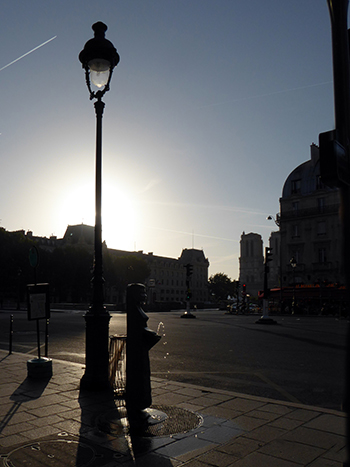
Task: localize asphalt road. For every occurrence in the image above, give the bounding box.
[0,308,347,411]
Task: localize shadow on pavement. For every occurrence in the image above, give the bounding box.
[77,388,176,466]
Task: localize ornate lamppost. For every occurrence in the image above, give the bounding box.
[267,214,282,310]
[79,22,120,390]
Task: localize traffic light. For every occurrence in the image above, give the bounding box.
[186,290,192,300]
[185,263,193,277]
[265,247,273,264]
[242,283,246,296]
[319,129,350,187]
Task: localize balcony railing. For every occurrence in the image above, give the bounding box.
[280,204,339,221]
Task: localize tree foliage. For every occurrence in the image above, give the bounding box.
[208,273,238,302]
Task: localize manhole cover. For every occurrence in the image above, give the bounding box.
[3,439,95,466]
[98,404,202,438]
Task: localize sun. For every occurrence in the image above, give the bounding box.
[57,181,137,251]
[102,182,136,251]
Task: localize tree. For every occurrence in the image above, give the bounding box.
[208,273,237,302]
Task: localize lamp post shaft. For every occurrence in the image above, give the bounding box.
[327,2,350,463]
[81,97,111,390]
[92,98,105,314]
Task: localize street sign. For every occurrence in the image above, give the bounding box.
[29,246,39,269]
[27,283,50,320]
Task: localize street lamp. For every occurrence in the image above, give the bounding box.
[79,22,120,390]
[290,257,297,315]
[267,214,282,310]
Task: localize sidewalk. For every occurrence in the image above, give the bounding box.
[0,349,346,466]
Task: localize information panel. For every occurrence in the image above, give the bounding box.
[27,283,50,320]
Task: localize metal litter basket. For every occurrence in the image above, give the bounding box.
[109,335,126,395]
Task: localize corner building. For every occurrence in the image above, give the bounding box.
[279,144,342,286]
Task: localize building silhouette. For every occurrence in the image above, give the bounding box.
[280,144,342,287]
[15,223,209,308]
[239,232,264,297]
[239,144,344,304]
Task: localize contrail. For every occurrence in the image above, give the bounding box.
[0,36,57,72]
[147,226,238,243]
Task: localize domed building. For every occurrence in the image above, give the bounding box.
[279,143,342,287]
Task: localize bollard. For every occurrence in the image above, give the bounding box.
[9,315,13,355]
[125,283,161,428]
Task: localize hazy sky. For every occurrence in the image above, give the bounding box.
[0,1,339,279]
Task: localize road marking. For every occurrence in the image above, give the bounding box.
[55,351,85,359]
[255,371,301,404]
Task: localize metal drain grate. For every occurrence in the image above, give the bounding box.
[143,405,202,437]
[98,405,202,438]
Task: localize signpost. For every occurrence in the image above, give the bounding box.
[26,246,52,378]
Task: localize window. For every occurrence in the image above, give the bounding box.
[319,248,327,263]
[291,179,301,194]
[318,198,325,213]
[317,221,326,236]
[316,175,325,190]
[292,225,299,237]
[292,201,299,215]
[291,250,300,264]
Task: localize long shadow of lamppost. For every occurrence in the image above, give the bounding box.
[79,22,120,390]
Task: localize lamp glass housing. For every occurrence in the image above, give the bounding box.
[88,58,111,88]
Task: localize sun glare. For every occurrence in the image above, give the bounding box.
[102,183,136,251]
[57,181,137,251]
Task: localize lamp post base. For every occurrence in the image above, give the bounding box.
[81,312,112,391]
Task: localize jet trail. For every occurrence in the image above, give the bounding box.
[0,36,57,72]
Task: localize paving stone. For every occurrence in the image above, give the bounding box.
[243,424,287,443]
[152,393,192,406]
[0,433,26,449]
[176,441,215,463]
[186,396,220,408]
[200,405,242,420]
[304,414,346,436]
[231,415,267,431]
[174,387,205,398]
[282,426,345,450]
[27,403,72,417]
[52,419,82,436]
[269,416,304,431]
[308,458,344,466]
[195,449,237,466]
[155,435,214,458]
[258,438,325,465]
[177,402,206,412]
[229,451,302,466]
[0,421,35,437]
[196,423,242,443]
[257,403,294,415]
[29,414,64,427]
[17,425,62,440]
[322,444,347,464]
[3,410,37,425]
[246,409,281,422]
[286,408,322,422]
[202,393,234,402]
[218,398,265,413]
[216,437,262,457]
[122,453,182,466]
